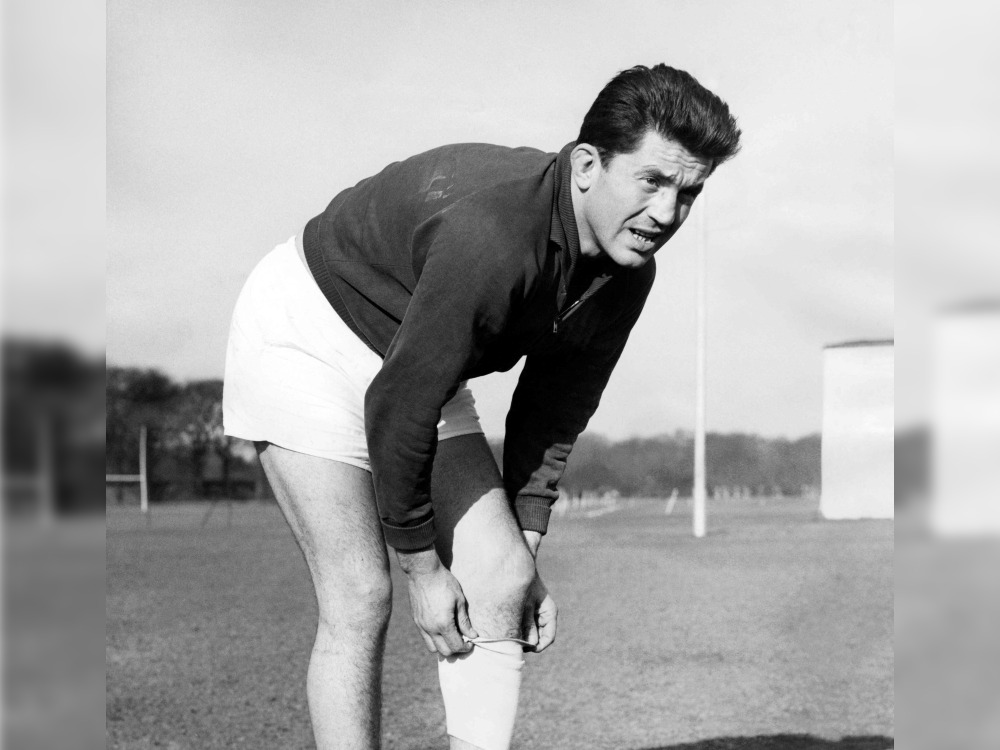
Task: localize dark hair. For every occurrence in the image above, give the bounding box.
[578,64,741,170]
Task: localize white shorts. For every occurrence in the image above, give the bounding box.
[222,236,483,471]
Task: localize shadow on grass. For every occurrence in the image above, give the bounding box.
[634,735,893,750]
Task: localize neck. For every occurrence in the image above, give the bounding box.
[569,182,601,259]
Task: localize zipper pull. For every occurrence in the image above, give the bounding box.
[553,319,559,334]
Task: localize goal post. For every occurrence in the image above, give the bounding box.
[692,193,708,538]
[106,424,149,512]
[4,415,56,523]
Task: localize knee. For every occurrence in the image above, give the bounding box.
[464,544,535,611]
[317,572,393,634]
[496,547,536,601]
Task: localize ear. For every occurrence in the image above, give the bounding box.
[570,143,601,191]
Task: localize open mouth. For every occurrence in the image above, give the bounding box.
[629,228,660,248]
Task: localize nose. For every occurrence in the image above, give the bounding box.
[647,189,678,229]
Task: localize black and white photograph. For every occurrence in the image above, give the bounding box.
[103,2,899,748]
[0,0,981,748]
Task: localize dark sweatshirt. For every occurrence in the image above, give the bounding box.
[303,142,655,550]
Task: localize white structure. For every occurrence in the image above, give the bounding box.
[692,195,707,538]
[4,416,56,524]
[820,340,894,519]
[106,424,150,512]
[931,305,1000,536]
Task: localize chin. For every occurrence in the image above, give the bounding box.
[609,249,652,268]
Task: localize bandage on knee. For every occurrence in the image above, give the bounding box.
[437,639,525,750]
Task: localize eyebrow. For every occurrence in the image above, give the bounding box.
[638,167,706,192]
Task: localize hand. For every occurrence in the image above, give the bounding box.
[521,571,557,652]
[397,548,478,656]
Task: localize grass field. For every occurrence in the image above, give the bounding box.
[106,498,893,750]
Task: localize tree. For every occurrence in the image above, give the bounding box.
[160,380,227,453]
[106,367,179,473]
[160,380,236,493]
[4,339,104,513]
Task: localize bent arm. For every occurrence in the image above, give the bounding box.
[503,266,656,536]
[366,214,520,551]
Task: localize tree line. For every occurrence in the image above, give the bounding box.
[4,339,105,514]
[106,367,259,501]
[107,366,820,501]
[490,431,819,499]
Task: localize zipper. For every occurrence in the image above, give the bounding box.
[552,275,612,333]
[553,299,583,333]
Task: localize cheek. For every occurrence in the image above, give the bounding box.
[594,184,637,238]
[598,203,623,237]
[611,198,638,234]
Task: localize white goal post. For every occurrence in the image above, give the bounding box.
[4,416,56,523]
[106,424,149,512]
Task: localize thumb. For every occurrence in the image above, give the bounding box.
[456,599,478,640]
[522,601,539,646]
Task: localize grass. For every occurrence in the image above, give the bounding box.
[7,518,106,750]
[106,497,893,749]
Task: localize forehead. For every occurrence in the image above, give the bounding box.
[614,131,714,183]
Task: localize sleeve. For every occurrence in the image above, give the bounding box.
[502,264,656,535]
[365,212,517,551]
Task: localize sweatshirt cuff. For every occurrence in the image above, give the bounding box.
[514,497,552,535]
[381,514,437,551]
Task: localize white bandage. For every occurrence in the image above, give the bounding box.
[437,639,525,750]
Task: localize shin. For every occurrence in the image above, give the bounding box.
[438,639,525,750]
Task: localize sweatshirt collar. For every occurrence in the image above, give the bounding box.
[550,142,580,265]
[551,142,616,309]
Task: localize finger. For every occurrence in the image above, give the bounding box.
[432,633,455,657]
[535,618,556,652]
[520,602,534,642]
[419,630,437,654]
[534,603,558,652]
[456,600,479,642]
[522,604,539,647]
[439,620,468,655]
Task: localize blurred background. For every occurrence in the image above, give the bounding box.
[2,0,105,748]
[896,2,1000,750]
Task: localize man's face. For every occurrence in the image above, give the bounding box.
[572,130,714,268]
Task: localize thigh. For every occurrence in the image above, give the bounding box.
[224,237,381,471]
[257,442,391,620]
[431,434,535,638]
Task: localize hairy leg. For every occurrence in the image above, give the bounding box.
[432,435,536,750]
[257,442,391,750]
[432,434,535,638]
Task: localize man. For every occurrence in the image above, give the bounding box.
[223,64,740,750]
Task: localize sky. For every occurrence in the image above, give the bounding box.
[106,0,893,440]
[2,0,105,354]
[894,0,1000,432]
